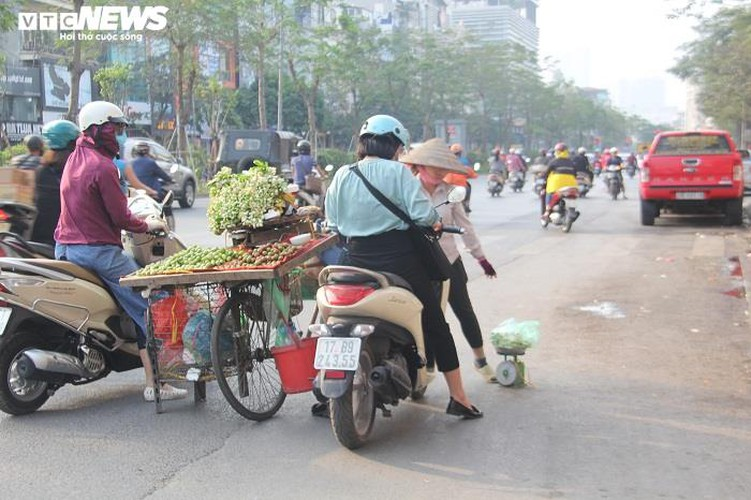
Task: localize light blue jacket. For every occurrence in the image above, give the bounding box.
[325,158,439,237]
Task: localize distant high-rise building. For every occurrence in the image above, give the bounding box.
[447,0,539,52]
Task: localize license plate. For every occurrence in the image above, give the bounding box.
[314,337,361,371]
[0,307,11,336]
[676,191,705,200]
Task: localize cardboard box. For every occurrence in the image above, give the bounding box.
[0,168,36,187]
[0,168,36,205]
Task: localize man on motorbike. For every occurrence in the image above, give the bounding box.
[573,147,594,181]
[11,134,44,170]
[291,139,326,206]
[31,120,80,246]
[488,147,507,179]
[541,143,578,223]
[606,147,626,199]
[54,101,187,402]
[325,114,482,419]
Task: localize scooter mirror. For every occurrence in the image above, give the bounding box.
[170,164,179,174]
[286,183,300,194]
[447,186,467,204]
[473,162,481,172]
[162,191,173,206]
[325,164,334,172]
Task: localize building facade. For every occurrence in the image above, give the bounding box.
[446,0,539,51]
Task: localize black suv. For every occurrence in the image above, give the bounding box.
[216,129,300,181]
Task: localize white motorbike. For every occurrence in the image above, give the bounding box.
[0,192,184,415]
[310,188,466,449]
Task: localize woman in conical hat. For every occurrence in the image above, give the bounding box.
[401,138,499,383]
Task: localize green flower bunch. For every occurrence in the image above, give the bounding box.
[207,163,288,234]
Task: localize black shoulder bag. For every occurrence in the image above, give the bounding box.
[350,164,452,281]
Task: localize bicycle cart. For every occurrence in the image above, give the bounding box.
[120,232,336,417]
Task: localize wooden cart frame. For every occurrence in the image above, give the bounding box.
[120,234,336,415]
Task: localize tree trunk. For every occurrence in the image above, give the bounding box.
[65,0,84,122]
[175,43,187,155]
[257,45,267,129]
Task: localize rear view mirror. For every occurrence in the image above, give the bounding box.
[473,162,481,172]
[170,164,179,174]
[325,164,334,172]
[447,186,467,204]
[162,191,173,206]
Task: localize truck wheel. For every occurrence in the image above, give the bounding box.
[641,200,656,226]
[723,197,743,226]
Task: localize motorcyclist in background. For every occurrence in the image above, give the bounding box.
[11,134,44,170]
[488,147,507,179]
[541,142,578,223]
[506,148,527,179]
[447,143,476,214]
[54,100,187,402]
[131,141,175,224]
[31,120,80,246]
[606,147,627,199]
[573,147,594,181]
[291,139,326,206]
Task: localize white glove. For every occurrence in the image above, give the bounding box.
[145,218,168,233]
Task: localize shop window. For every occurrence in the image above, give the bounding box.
[1,96,40,122]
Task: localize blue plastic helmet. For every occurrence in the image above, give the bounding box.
[42,119,80,150]
[359,114,410,148]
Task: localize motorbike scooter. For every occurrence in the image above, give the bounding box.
[508,171,525,193]
[576,172,592,198]
[487,171,505,197]
[0,192,184,415]
[541,186,580,233]
[309,187,466,449]
[605,165,623,200]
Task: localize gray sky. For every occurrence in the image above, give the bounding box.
[537,0,698,111]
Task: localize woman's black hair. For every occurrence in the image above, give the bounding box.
[356,133,401,160]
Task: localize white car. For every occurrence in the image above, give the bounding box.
[123,137,197,208]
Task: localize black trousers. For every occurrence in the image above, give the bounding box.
[344,230,460,372]
[425,258,483,368]
[448,258,483,349]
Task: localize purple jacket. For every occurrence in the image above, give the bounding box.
[55,136,147,246]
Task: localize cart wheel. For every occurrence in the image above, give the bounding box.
[211,290,286,421]
[496,360,519,387]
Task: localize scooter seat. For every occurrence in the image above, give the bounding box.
[31,259,106,288]
[327,270,412,291]
[379,272,413,291]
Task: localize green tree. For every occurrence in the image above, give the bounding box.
[93,63,131,107]
[196,77,238,176]
[671,5,751,141]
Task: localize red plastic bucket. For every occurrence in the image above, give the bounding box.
[271,337,318,394]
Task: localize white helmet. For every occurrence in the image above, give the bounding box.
[78,101,128,131]
[609,147,618,154]
[578,147,586,154]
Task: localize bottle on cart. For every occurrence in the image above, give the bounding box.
[274,321,296,347]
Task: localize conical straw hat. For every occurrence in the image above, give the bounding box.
[400,137,468,173]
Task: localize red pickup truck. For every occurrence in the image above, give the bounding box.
[640,130,744,226]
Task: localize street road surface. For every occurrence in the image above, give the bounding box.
[1,175,750,499]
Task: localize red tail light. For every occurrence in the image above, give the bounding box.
[323,284,375,306]
[0,209,8,222]
[324,370,346,379]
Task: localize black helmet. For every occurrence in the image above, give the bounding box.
[133,141,150,156]
[23,134,44,152]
